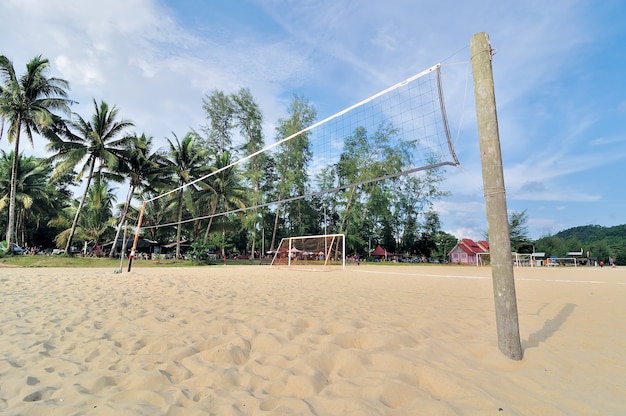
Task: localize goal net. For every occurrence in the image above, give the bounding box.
[270,234,346,271]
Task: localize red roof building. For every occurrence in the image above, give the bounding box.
[370,245,391,258]
[448,238,490,265]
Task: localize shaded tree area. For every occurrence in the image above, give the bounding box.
[0,151,72,250]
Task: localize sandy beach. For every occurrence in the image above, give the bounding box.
[1,264,625,415]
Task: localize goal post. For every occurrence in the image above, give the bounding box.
[270,234,346,271]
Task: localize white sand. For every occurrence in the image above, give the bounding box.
[1,264,625,415]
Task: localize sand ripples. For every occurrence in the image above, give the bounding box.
[1,265,625,414]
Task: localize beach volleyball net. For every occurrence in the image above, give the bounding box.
[128,62,459,269]
[270,234,346,271]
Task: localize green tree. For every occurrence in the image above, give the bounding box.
[108,133,167,257]
[394,166,448,256]
[433,230,458,261]
[534,235,567,257]
[269,95,316,250]
[201,90,235,154]
[163,132,207,259]
[0,55,73,252]
[34,168,76,249]
[233,88,266,258]
[589,240,611,264]
[337,124,404,251]
[134,190,176,245]
[412,210,441,258]
[270,96,317,250]
[198,151,246,258]
[78,178,117,250]
[0,151,60,248]
[198,88,265,257]
[509,210,531,252]
[46,99,133,254]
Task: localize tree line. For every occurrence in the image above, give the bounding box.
[505,211,625,266]
[1,55,452,259]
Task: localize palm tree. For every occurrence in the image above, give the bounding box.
[0,55,73,252]
[108,133,167,257]
[133,190,175,244]
[46,99,133,254]
[163,132,208,259]
[80,178,117,250]
[198,151,246,257]
[0,151,58,247]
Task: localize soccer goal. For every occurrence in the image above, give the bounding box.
[270,234,346,271]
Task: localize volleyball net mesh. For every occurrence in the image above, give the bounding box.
[139,63,459,230]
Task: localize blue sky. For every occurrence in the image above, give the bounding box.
[1,0,624,241]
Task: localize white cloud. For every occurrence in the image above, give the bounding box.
[446,226,483,242]
[2,0,624,240]
[55,55,104,86]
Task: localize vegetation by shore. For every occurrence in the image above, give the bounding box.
[0,255,208,268]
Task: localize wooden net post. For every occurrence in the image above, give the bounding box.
[127,201,146,272]
[470,32,523,360]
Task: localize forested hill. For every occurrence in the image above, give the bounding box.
[553,224,626,244]
[533,224,626,264]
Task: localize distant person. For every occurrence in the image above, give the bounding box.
[600,260,604,268]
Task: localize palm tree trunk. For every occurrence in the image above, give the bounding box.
[250,207,258,259]
[270,195,282,252]
[339,186,359,234]
[65,159,96,254]
[221,223,226,260]
[248,179,260,259]
[203,200,218,243]
[17,209,24,247]
[270,140,292,252]
[175,189,184,260]
[108,184,135,257]
[6,127,21,250]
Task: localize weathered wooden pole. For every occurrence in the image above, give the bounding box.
[127,200,146,272]
[470,32,523,360]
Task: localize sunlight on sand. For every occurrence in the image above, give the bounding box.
[1,265,624,415]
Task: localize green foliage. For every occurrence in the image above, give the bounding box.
[45,99,134,254]
[0,151,71,248]
[269,95,317,251]
[163,132,210,259]
[2,58,455,260]
[535,224,626,265]
[509,210,532,252]
[188,241,217,264]
[0,54,73,248]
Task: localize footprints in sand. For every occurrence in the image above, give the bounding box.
[22,386,57,402]
[1,269,464,415]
